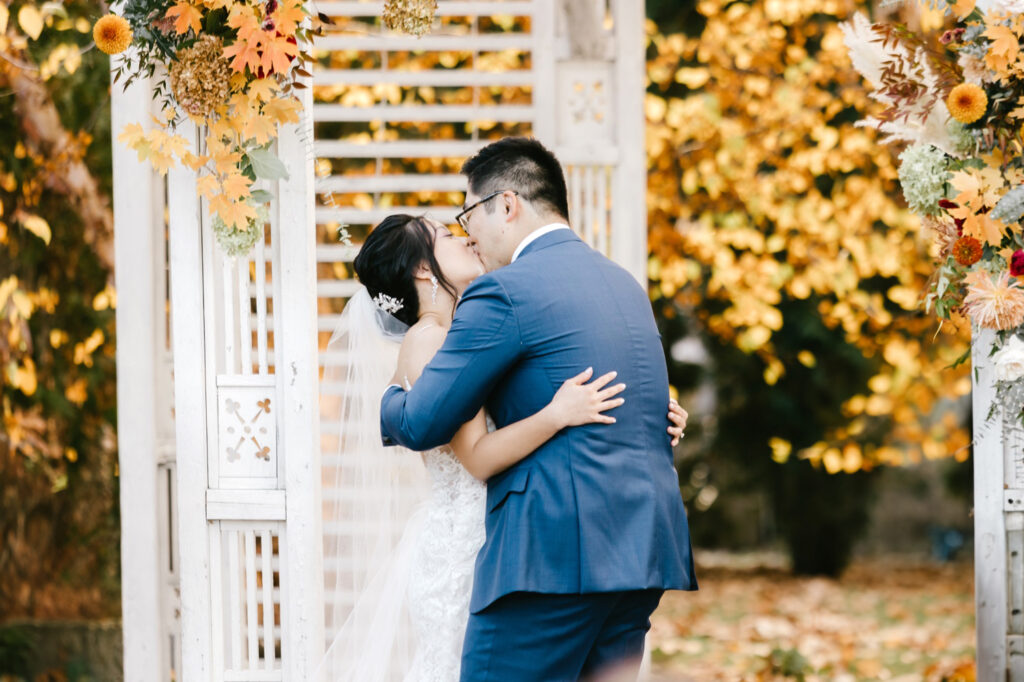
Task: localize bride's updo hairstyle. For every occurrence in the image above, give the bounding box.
[353,214,459,327]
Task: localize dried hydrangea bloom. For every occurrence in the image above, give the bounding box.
[382,0,437,37]
[169,36,232,118]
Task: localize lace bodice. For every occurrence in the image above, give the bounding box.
[405,445,486,682]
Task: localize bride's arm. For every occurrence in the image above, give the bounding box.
[449,368,623,481]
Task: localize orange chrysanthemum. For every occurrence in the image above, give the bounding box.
[963,270,1024,330]
[947,83,988,124]
[952,235,982,266]
[93,15,133,55]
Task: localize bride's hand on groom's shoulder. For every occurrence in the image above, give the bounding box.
[546,367,625,429]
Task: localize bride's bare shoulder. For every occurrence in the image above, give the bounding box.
[396,320,447,384]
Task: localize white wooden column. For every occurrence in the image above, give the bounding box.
[276,84,326,679]
[974,327,1009,681]
[610,0,648,283]
[167,121,215,681]
[112,64,166,682]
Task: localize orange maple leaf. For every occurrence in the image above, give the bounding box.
[961,211,1006,246]
[165,1,203,35]
[985,21,1019,77]
[223,37,263,73]
[951,0,975,18]
[210,194,257,231]
[272,0,306,34]
[222,172,252,202]
[196,174,219,199]
[259,33,299,76]
[243,113,277,145]
[261,97,301,125]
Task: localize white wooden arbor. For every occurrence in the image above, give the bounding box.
[112,1,646,680]
[974,328,1024,682]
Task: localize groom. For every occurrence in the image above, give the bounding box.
[380,137,697,681]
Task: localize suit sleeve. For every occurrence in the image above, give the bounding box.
[380,275,522,450]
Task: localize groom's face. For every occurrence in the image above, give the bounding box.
[460,188,516,272]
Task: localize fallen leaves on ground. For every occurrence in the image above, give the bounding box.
[648,553,975,681]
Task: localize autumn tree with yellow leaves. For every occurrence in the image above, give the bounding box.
[1,1,120,617]
[646,0,970,572]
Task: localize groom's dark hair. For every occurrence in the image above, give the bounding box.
[461,137,569,220]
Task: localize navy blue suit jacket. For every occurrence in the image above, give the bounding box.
[380,229,697,612]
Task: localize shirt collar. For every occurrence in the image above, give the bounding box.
[510,223,571,263]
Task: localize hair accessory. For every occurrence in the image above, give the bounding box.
[372,293,404,314]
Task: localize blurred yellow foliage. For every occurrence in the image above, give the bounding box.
[646,0,971,470]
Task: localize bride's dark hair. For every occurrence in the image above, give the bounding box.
[353,215,459,327]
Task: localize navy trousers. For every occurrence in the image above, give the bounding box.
[459,589,664,681]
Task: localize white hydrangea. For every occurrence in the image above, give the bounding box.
[212,202,270,258]
[946,119,976,156]
[897,144,950,216]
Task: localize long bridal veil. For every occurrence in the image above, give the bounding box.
[316,287,430,682]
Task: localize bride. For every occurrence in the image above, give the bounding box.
[317,214,687,681]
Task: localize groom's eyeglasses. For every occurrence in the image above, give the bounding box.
[455,190,518,230]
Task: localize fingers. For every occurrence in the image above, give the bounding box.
[567,367,594,385]
[669,400,688,419]
[596,397,626,413]
[587,370,618,391]
[596,382,626,400]
[668,410,686,427]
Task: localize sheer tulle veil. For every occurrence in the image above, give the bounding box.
[315,287,431,681]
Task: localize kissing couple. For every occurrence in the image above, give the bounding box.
[318,137,698,682]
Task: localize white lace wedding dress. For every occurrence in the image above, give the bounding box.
[405,444,486,681]
[317,291,487,682]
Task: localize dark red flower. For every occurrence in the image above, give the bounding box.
[952,236,983,266]
[954,217,965,236]
[940,27,966,44]
[1012,250,1024,277]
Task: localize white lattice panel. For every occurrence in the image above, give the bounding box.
[212,523,285,680]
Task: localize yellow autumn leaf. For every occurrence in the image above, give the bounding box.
[951,0,975,17]
[675,67,710,89]
[18,5,44,39]
[248,78,280,102]
[65,378,88,406]
[769,437,792,463]
[262,96,302,125]
[0,4,9,34]
[165,1,203,35]
[20,214,51,244]
[0,276,18,310]
[221,172,252,201]
[12,358,38,396]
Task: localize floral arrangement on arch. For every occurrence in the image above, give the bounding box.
[843,0,1024,419]
[94,0,437,255]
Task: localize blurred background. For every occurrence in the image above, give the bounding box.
[0,0,975,680]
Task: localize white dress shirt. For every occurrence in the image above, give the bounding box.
[510,223,571,263]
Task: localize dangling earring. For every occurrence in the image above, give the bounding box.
[430,275,439,304]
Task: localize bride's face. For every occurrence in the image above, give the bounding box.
[427,221,485,292]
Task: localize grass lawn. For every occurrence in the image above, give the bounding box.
[647,552,975,682]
